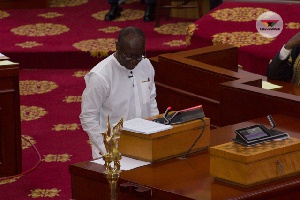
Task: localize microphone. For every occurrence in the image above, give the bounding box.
[128,71,133,78]
[267,115,276,130]
[128,71,134,87]
[163,107,172,125]
[180,117,206,159]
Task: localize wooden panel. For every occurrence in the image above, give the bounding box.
[0,62,21,177]
[220,77,300,126]
[210,138,300,186]
[153,44,263,128]
[155,83,220,128]
[119,118,210,162]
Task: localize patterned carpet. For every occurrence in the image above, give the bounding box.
[0,0,199,198]
[0,0,196,69]
[1,69,90,199]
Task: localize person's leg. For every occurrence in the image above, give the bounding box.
[105,0,122,21]
[210,0,222,10]
[144,0,156,22]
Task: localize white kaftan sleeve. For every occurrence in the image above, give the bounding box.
[79,72,109,158]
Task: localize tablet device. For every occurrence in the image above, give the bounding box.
[233,124,289,146]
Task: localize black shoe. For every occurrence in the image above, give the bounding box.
[143,4,155,22]
[105,4,122,21]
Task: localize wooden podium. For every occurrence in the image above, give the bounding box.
[119,117,210,163]
[0,59,22,177]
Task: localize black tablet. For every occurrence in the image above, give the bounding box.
[236,125,269,141]
[233,124,289,146]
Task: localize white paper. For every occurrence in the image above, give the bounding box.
[91,156,150,171]
[0,60,17,65]
[123,118,172,134]
[262,81,283,90]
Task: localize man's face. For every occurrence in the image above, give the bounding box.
[116,36,145,70]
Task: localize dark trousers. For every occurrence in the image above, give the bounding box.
[108,0,156,4]
[210,0,222,10]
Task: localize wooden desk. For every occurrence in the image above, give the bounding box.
[0,60,21,177]
[153,44,263,129]
[267,79,300,96]
[69,114,300,200]
[220,77,300,126]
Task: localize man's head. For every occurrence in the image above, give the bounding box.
[115,27,146,70]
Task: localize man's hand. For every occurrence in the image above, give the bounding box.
[285,32,300,50]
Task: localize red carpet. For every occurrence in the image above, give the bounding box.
[1,69,90,199]
[188,1,300,76]
[0,0,195,69]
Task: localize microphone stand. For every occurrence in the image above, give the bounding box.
[180,117,206,159]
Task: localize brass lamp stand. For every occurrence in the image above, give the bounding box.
[102,117,123,200]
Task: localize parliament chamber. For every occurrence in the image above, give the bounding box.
[69,44,300,199]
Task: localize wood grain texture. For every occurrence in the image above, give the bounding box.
[119,117,210,162]
[210,138,300,186]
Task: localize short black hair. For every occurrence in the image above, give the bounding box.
[118,26,145,45]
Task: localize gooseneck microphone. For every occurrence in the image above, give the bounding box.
[163,107,172,125]
[267,115,276,130]
[181,117,206,159]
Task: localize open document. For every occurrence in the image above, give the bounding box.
[92,156,150,170]
[123,118,172,134]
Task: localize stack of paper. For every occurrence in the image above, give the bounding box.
[123,118,172,134]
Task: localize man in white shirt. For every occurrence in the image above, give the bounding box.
[267,32,300,85]
[80,27,159,159]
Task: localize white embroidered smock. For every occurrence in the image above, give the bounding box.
[79,54,159,159]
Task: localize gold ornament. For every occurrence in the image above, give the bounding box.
[102,116,123,200]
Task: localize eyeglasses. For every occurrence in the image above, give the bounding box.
[122,53,146,62]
